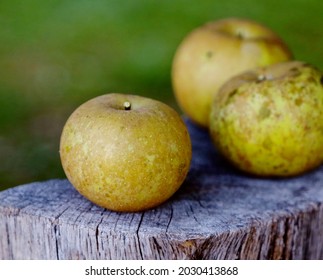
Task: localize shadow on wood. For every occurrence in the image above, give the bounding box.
[1,120,323,259]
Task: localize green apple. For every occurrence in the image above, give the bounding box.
[60,93,192,212]
[209,61,323,177]
[172,17,293,128]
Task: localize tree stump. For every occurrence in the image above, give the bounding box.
[1,120,323,260]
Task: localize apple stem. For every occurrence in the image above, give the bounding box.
[124,101,131,110]
[236,30,244,39]
[257,74,266,82]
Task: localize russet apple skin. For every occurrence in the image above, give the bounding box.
[172,17,293,128]
[60,94,192,212]
[209,61,323,177]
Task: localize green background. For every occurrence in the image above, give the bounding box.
[0,0,322,190]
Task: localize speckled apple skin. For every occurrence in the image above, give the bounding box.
[209,61,323,177]
[60,94,192,212]
[172,17,293,128]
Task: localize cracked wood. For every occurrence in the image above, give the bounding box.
[1,120,323,259]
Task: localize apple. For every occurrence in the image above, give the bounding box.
[59,93,192,212]
[209,61,323,177]
[172,17,293,128]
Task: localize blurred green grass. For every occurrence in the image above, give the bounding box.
[0,0,322,190]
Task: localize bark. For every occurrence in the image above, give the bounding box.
[1,120,323,259]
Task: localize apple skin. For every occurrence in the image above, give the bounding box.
[172,17,293,128]
[60,93,192,212]
[209,61,323,177]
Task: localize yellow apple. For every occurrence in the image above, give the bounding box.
[209,61,323,177]
[172,17,293,127]
[60,93,192,212]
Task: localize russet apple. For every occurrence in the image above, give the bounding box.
[60,93,192,212]
[172,17,293,127]
[209,61,323,177]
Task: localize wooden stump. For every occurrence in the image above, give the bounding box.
[1,120,323,260]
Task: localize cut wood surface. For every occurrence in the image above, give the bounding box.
[1,120,323,260]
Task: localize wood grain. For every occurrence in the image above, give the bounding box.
[1,120,323,259]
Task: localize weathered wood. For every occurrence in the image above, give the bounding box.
[1,120,323,260]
